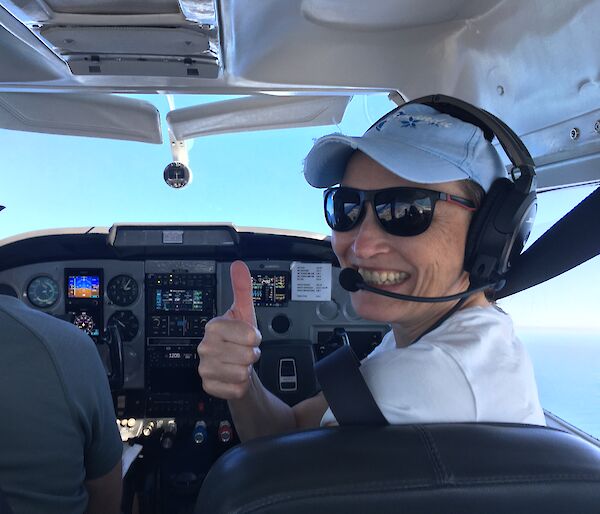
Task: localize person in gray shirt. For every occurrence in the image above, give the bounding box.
[0,295,122,514]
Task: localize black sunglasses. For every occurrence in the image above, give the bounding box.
[324,186,476,237]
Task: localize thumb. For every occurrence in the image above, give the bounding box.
[226,260,257,327]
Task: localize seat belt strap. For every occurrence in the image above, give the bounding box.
[499,186,600,298]
[315,344,388,426]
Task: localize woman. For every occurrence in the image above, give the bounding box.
[197,102,545,442]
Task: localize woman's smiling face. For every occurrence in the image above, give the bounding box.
[332,151,483,331]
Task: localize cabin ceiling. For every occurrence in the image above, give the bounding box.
[0,0,598,139]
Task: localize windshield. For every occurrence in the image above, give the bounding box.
[0,93,395,239]
[1,93,599,438]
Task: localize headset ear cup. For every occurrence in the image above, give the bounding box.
[464,178,513,279]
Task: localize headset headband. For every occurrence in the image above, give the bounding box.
[367,94,539,286]
[370,94,536,193]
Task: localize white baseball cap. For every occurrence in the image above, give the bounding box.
[304,104,507,192]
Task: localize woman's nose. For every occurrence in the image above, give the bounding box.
[351,204,390,259]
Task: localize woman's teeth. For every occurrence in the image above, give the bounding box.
[359,268,409,286]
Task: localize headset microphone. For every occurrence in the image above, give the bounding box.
[338,268,504,303]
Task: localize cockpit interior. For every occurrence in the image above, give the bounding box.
[0,223,392,512]
[0,1,600,513]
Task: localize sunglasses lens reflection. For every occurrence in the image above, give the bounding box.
[375,190,433,236]
[326,188,434,235]
[326,188,362,231]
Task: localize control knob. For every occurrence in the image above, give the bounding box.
[192,421,208,444]
[218,420,233,443]
[142,421,156,437]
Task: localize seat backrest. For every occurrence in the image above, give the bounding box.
[0,485,14,514]
[195,423,600,514]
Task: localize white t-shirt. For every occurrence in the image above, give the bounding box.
[321,306,546,427]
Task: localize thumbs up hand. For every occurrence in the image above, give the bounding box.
[225,260,258,327]
[197,261,262,400]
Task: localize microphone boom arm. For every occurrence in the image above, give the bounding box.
[339,267,501,303]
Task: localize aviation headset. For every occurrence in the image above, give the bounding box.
[368,94,538,289]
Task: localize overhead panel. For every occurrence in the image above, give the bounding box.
[0,0,221,78]
[38,0,180,15]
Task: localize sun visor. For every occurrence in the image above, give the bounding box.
[0,93,162,143]
[167,95,351,140]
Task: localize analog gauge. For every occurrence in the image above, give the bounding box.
[107,275,139,306]
[27,276,59,308]
[108,310,139,342]
[73,312,95,334]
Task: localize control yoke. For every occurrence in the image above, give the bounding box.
[103,323,124,390]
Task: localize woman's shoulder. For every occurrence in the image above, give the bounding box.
[363,329,396,360]
[447,304,512,326]
[421,305,524,375]
[430,305,514,343]
[363,305,515,365]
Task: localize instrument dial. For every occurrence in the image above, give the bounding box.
[108,310,139,342]
[73,312,95,333]
[107,275,139,306]
[27,276,59,308]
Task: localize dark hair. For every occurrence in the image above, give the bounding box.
[459,179,485,208]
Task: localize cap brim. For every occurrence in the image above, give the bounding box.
[303,135,359,188]
[304,133,472,188]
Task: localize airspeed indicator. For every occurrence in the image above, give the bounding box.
[27,276,59,308]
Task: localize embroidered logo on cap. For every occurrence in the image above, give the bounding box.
[374,110,452,132]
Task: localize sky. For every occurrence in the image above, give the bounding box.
[0,93,393,239]
[0,93,598,330]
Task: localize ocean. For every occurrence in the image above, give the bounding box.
[518,328,600,439]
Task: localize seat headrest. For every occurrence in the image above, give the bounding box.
[195,423,600,514]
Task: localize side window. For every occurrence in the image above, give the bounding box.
[498,184,600,438]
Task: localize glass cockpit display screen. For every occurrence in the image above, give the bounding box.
[153,289,207,312]
[64,269,103,342]
[251,272,290,307]
[68,275,100,299]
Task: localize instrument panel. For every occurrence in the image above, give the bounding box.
[0,249,388,507]
[0,257,388,392]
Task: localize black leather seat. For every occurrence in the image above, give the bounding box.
[195,423,600,513]
[0,485,13,514]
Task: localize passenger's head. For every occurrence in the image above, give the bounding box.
[303,104,505,327]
